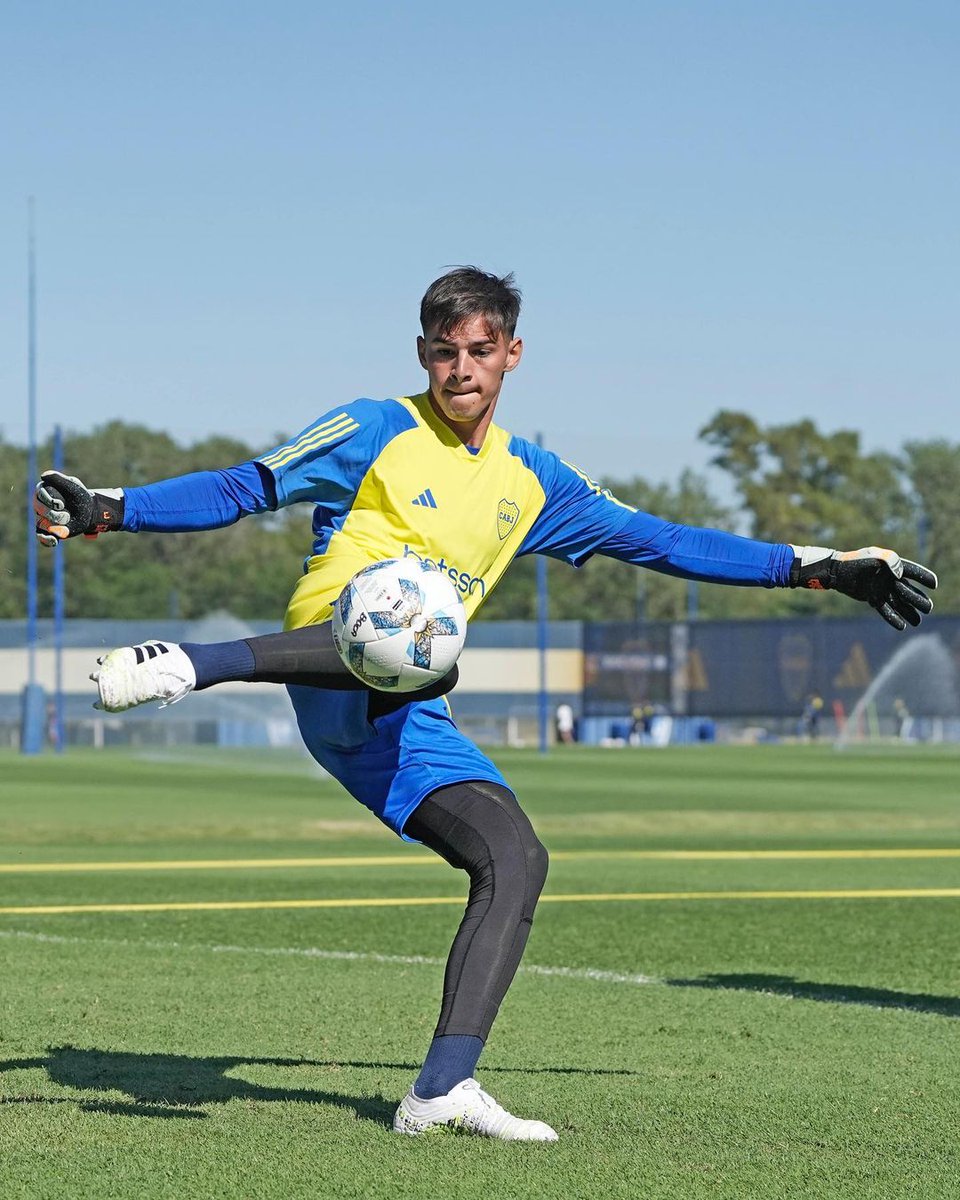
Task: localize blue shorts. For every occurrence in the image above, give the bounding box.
[287,686,508,839]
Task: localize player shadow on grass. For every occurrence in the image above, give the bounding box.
[667,973,960,1018]
[0,1047,634,1123]
[0,1047,395,1123]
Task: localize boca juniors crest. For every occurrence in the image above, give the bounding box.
[497,498,521,541]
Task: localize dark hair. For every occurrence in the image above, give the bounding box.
[420,266,522,339]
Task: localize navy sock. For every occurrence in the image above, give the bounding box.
[414,1035,484,1100]
[181,641,256,691]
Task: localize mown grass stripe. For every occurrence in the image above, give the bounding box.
[0,929,660,987]
[4,886,960,916]
[4,847,960,874]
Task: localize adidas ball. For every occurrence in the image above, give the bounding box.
[332,558,467,693]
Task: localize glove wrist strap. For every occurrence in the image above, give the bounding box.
[788,544,838,590]
[86,488,125,535]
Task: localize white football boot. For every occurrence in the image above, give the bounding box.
[91,642,197,713]
[393,1079,558,1141]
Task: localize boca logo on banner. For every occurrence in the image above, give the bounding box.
[497,498,521,541]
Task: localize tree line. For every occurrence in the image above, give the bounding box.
[0,413,954,623]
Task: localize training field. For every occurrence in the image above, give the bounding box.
[2,745,959,1199]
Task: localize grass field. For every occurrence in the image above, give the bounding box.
[2,743,959,1199]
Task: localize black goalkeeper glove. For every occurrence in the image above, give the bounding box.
[34,471,125,547]
[789,544,938,631]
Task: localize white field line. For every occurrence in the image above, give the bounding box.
[4,929,950,1019]
[0,927,659,988]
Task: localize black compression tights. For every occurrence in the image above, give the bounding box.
[235,623,458,714]
[404,780,549,1041]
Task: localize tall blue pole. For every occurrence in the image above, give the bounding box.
[536,433,549,753]
[21,197,44,755]
[53,425,66,752]
[687,578,699,621]
[26,198,38,691]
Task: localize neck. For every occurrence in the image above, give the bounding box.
[426,392,497,448]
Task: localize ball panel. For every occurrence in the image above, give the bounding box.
[396,661,445,692]
[360,628,415,672]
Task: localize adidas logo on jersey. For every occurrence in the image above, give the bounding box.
[412,489,438,509]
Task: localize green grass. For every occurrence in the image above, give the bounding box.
[2,744,960,1199]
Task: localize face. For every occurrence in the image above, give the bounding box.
[417,313,522,442]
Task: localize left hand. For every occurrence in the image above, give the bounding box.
[789,545,937,630]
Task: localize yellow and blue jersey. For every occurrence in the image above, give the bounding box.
[121,391,792,837]
[256,392,643,630]
[123,391,791,610]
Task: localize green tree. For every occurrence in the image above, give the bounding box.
[699,410,919,618]
[0,437,30,619]
[902,440,960,614]
[700,410,913,546]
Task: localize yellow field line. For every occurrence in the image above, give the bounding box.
[0,855,441,874]
[4,847,960,874]
[4,887,960,916]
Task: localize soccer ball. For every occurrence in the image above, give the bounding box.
[332,558,467,692]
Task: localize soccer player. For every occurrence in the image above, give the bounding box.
[35,267,937,1141]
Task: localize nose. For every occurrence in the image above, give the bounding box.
[449,351,473,382]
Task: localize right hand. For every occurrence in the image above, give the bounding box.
[789,544,937,630]
[34,471,124,547]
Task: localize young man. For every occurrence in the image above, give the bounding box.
[35,267,937,1141]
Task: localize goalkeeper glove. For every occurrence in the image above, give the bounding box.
[34,471,124,547]
[789,544,937,631]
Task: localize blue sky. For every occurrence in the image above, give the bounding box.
[2,1,957,487]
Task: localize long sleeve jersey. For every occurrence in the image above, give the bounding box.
[121,392,793,629]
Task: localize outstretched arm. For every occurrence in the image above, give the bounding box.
[599,516,937,630]
[34,398,382,542]
[596,510,793,587]
[34,462,274,543]
[511,444,938,630]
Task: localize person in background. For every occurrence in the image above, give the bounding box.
[893,697,913,741]
[800,693,824,741]
[555,703,576,744]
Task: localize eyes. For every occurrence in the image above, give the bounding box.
[431,346,494,361]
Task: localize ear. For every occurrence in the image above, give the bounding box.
[503,336,523,374]
[417,335,427,370]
